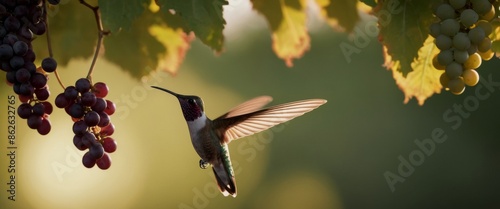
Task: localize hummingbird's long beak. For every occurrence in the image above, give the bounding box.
[151,86,181,98]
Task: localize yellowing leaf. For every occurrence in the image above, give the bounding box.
[252,0,309,67]
[375,0,434,76]
[489,19,500,56]
[389,35,442,105]
[149,25,194,76]
[315,0,360,32]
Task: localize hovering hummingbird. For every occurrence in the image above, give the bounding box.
[151,86,327,197]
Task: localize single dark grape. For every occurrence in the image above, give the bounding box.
[4,16,20,32]
[15,67,30,82]
[17,103,32,119]
[30,21,46,35]
[97,112,110,127]
[81,91,96,106]
[12,41,27,56]
[30,72,47,88]
[23,61,36,73]
[102,137,117,153]
[104,100,115,115]
[64,86,78,100]
[2,33,18,45]
[10,55,24,69]
[96,153,111,170]
[91,98,107,112]
[27,114,42,129]
[72,120,88,135]
[82,152,96,168]
[75,78,91,93]
[34,87,49,100]
[89,143,104,160]
[42,101,53,114]
[18,94,31,103]
[81,131,96,147]
[32,102,45,116]
[100,123,115,136]
[84,111,100,127]
[0,44,13,60]
[19,82,34,96]
[93,82,108,98]
[55,93,70,108]
[68,103,85,118]
[41,57,56,72]
[37,118,51,135]
[73,134,88,151]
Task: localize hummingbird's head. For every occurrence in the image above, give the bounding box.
[151,86,205,121]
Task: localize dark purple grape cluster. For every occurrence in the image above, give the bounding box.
[55,78,117,170]
[0,0,57,135]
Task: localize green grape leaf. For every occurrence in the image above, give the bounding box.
[389,35,442,105]
[315,0,360,32]
[375,0,434,77]
[155,0,227,52]
[102,10,156,78]
[251,0,309,67]
[99,0,149,33]
[103,9,193,78]
[31,1,96,66]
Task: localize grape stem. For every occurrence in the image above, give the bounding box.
[79,0,110,83]
[43,0,65,90]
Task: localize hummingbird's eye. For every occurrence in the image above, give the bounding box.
[188,99,196,105]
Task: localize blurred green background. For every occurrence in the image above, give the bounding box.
[2,7,500,209]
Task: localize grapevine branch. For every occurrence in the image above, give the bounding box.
[79,0,110,83]
[43,0,65,90]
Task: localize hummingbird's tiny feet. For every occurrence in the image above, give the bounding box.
[199,159,210,169]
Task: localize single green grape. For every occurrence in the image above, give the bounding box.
[463,69,479,86]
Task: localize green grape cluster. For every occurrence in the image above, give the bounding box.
[430,0,496,95]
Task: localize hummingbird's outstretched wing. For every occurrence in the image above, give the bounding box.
[214,99,327,143]
[215,96,273,119]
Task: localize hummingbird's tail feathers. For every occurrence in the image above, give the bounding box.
[216,99,327,143]
[216,96,273,119]
[212,162,237,197]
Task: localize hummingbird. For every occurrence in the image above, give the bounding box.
[151,86,327,197]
